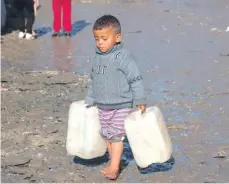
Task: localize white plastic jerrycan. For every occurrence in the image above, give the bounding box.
[125,106,172,168]
[66,100,107,159]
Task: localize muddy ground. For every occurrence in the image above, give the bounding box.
[1,0,229,183]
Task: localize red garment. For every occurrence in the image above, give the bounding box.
[52,0,72,32]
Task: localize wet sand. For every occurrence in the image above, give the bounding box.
[1,0,229,182]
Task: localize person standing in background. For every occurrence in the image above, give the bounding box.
[15,0,35,40]
[34,0,40,16]
[52,0,72,37]
[25,0,40,37]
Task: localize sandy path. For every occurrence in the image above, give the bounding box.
[1,0,229,182]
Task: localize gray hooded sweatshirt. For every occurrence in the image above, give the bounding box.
[85,42,145,110]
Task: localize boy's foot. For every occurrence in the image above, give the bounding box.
[18,31,25,39]
[100,166,119,180]
[52,32,61,37]
[25,33,35,40]
[64,32,71,37]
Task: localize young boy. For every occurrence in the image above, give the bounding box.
[52,0,72,37]
[85,15,146,180]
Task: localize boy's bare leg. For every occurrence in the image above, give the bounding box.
[101,141,123,180]
[106,140,112,160]
[100,140,112,174]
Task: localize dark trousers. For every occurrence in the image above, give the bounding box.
[15,0,34,34]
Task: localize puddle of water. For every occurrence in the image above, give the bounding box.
[173,143,181,153]
[207,135,229,144]
[188,110,200,119]
[170,142,192,166]
[176,154,191,163]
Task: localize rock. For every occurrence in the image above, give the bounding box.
[226,26,229,32]
[210,27,222,33]
[3,154,31,167]
[198,161,208,165]
[212,151,227,159]
[48,164,59,170]
[7,167,28,175]
[51,129,59,135]
[212,146,229,159]
[29,135,47,147]
[167,124,188,131]
[23,173,33,180]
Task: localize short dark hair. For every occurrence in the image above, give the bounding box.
[93,15,121,34]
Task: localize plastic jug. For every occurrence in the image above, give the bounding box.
[66,101,107,159]
[125,106,172,168]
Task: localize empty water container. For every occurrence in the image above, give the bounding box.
[125,106,172,168]
[66,101,107,159]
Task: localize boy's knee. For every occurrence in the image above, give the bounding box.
[109,136,125,143]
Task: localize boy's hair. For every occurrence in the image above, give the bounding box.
[93,15,121,34]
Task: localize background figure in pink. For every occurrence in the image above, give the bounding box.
[52,0,72,37]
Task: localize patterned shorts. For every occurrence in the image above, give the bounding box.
[98,108,131,143]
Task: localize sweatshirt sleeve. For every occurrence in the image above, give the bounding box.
[121,54,146,106]
[84,71,94,105]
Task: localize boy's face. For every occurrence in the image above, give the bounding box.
[93,27,121,53]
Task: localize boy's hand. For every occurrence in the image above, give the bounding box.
[137,104,146,113]
[85,104,95,108]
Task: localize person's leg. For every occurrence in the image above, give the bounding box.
[32,1,37,36]
[106,140,112,160]
[100,108,131,180]
[52,0,62,34]
[24,0,34,34]
[110,141,123,172]
[98,109,113,168]
[62,0,72,35]
[101,140,123,180]
[34,0,37,16]
[15,0,26,37]
[33,0,40,16]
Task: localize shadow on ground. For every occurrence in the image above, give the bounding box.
[2,20,91,38]
[34,20,91,37]
[72,138,175,175]
[71,20,91,37]
[34,26,52,37]
[138,156,175,174]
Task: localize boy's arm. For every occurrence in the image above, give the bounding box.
[84,72,94,106]
[121,55,146,107]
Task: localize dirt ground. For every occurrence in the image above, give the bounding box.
[1,0,229,183]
